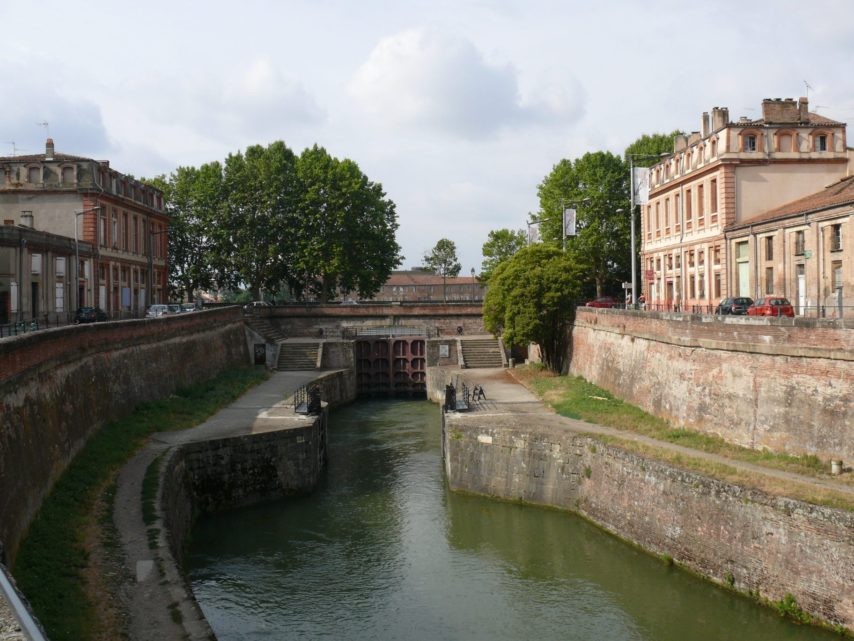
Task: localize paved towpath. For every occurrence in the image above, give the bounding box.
[452,368,854,500]
[114,370,330,641]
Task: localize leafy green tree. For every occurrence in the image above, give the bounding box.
[147,164,223,302]
[536,151,629,298]
[624,131,682,165]
[213,141,301,301]
[483,244,582,372]
[292,145,401,302]
[480,228,526,283]
[424,238,461,302]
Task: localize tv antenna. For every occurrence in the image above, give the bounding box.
[804,80,813,100]
[37,121,50,138]
[4,141,21,156]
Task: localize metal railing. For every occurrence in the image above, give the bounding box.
[580,302,851,319]
[292,384,321,415]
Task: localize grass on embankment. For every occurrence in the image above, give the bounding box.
[511,365,853,510]
[12,366,269,641]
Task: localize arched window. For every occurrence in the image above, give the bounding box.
[740,130,760,152]
[811,130,830,152]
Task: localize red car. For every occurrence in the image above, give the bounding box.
[747,296,795,317]
[586,296,620,308]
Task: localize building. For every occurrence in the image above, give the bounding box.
[641,97,850,313]
[371,270,484,302]
[725,175,852,316]
[0,139,168,323]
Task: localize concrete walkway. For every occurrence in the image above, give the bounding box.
[113,370,331,641]
[453,368,854,500]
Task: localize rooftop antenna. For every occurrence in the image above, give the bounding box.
[814,105,829,113]
[804,80,813,101]
[37,121,50,138]
[4,141,19,156]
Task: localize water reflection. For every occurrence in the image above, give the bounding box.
[187,400,835,640]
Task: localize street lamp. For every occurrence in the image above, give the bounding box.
[74,206,101,310]
[470,267,476,301]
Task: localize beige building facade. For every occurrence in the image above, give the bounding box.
[0,139,168,323]
[640,98,850,313]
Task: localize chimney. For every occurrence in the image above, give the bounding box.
[798,96,809,122]
[45,138,55,159]
[701,112,710,137]
[762,98,798,123]
[711,107,729,131]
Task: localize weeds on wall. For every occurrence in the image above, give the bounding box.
[11,366,268,641]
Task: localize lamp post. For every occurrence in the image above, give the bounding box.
[470,267,476,301]
[74,206,101,310]
[627,153,669,306]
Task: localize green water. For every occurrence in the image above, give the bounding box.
[186,400,834,640]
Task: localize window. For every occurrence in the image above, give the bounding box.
[31,253,42,275]
[710,139,717,157]
[714,272,721,298]
[830,224,842,251]
[710,179,718,213]
[675,253,681,269]
[765,267,774,295]
[112,211,118,248]
[697,184,705,225]
[27,166,41,183]
[56,257,66,277]
[685,189,692,227]
[664,199,670,232]
[655,203,660,237]
[698,274,705,298]
[832,261,843,290]
[688,251,695,267]
[123,213,129,250]
[689,275,696,299]
[10,282,18,312]
[61,166,75,184]
[713,245,721,265]
[132,216,138,253]
[698,250,704,266]
[100,215,107,247]
[764,236,774,261]
[99,264,106,281]
[815,135,828,152]
[744,134,757,152]
[778,133,793,152]
[674,194,680,231]
[794,230,805,255]
[55,283,65,312]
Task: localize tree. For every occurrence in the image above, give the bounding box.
[536,151,629,298]
[292,145,401,302]
[483,244,582,373]
[480,228,526,283]
[424,238,461,302]
[624,131,682,165]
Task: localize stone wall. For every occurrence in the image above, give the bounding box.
[162,411,327,565]
[443,415,854,630]
[262,303,485,337]
[0,308,248,564]
[570,308,853,461]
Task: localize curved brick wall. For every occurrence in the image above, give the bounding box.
[0,308,248,564]
[570,309,853,461]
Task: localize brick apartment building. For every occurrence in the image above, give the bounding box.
[641,97,850,315]
[372,270,484,302]
[0,139,169,323]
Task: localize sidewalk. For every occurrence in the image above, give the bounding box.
[452,368,854,502]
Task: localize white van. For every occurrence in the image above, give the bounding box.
[146,304,169,318]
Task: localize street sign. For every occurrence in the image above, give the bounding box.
[622,282,631,289]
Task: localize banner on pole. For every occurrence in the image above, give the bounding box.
[563,208,577,237]
[527,221,540,245]
[632,167,650,205]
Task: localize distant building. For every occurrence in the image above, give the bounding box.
[372,270,484,302]
[0,139,168,323]
[641,97,850,314]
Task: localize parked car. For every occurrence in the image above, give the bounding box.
[180,303,199,313]
[74,306,108,323]
[167,304,182,315]
[586,296,620,308]
[747,296,795,317]
[243,300,272,312]
[146,304,169,318]
[714,297,754,315]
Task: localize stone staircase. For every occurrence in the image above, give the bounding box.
[244,316,287,343]
[277,341,320,371]
[460,338,504,369]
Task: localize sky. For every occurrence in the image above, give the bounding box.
[2,0,853,274]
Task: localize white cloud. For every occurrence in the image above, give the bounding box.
[350,28,584,139]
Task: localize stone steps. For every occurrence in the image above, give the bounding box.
[460,338,503,369]
[245,317,287,343]
[277,342,319,370]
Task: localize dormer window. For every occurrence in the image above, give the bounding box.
[27,166,41,183]
[815,134,828,152]
[743,134,757,152]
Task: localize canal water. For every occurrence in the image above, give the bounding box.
[186,400,833,640]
